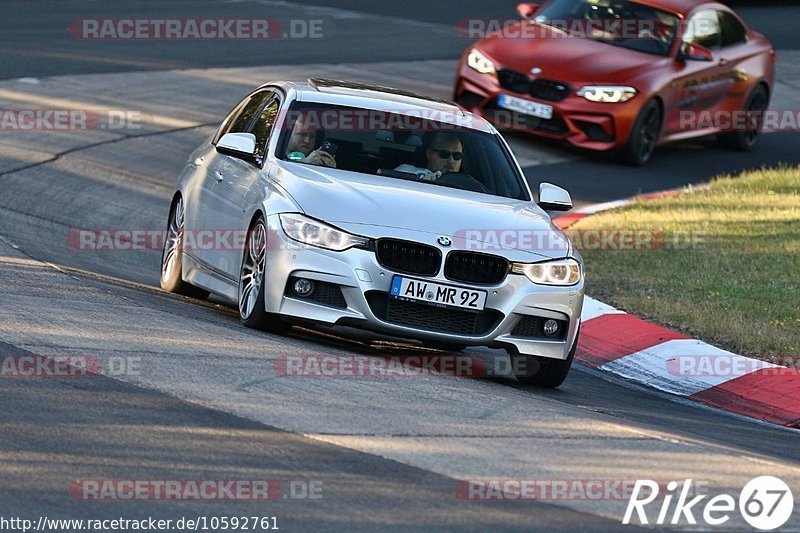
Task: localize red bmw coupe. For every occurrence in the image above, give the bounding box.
[453,0,775,165]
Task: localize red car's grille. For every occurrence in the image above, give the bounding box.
[530,78,573,102]
[497,69,572,102]
[497,68,531,94]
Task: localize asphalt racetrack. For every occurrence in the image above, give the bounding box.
[1,1,799,531]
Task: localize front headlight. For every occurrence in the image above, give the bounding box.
[467,48,495,74]
[279,213,369,251]
[577,86,637,103]
[511,258,582,286]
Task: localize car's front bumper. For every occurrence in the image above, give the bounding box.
[454,62,642,152]
[263,214,584,360]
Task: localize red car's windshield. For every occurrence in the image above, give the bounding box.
[534,0,680,56]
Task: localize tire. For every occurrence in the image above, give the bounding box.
[512,327,579,388]
[718,84,769,152]
[160,195,210,299]
[238,215,290,334]
[621,99,662,166]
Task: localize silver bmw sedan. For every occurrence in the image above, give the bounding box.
[161,79,584,387]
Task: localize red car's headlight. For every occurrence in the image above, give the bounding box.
[467,48,496,75]
[577,86,638,103]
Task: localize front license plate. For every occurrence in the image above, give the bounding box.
[497,93,553,119]
[390,276,487,311]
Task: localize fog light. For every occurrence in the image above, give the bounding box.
[293,278,314,297]
[543,319,559,337]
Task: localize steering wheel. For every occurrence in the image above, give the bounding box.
[435,172,492,194]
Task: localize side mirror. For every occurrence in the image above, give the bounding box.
[217,132,257,161]
[538,182,572,211]
[678,42,714,62]
[516,2,540,19]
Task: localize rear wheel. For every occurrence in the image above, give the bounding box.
[511,327,579,388]
[718,85,769,152]
[160,196,210,299]
[621,99,662,166]
[238,216,290,334]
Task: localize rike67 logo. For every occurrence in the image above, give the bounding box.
[624,476,794,530]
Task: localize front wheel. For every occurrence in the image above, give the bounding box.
[238,216,290,334]
[621,99,662,166]
[160,196,210,299]
[511,327,579,388]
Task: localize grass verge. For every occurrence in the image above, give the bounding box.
[570,165,800,361]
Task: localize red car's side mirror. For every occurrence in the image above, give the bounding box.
[516,2,540,19]
[679,42,714,62]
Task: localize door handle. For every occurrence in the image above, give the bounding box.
[719,58,729,66]
[194,156,205,166]
[215,171,224,182]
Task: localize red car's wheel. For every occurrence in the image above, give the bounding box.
[621,99,662,166]
[719,84,769,152]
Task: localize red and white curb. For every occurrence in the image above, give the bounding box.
[556,189,800,429]
[553,188,685,230]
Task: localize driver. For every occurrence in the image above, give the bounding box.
[286,112,337,168]
[395,132,462,181]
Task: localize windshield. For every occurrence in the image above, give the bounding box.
[534,0,680,56]
[276,101,530,200]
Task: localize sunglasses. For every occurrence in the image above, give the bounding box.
[430,148,463,161]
